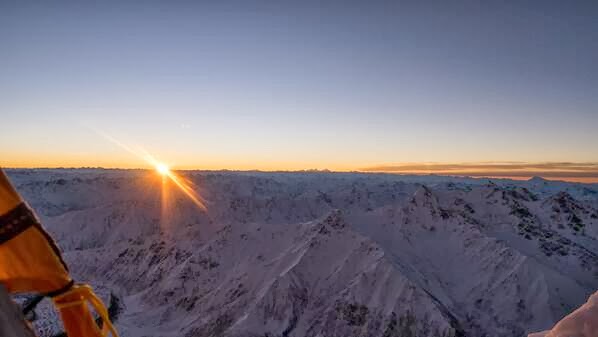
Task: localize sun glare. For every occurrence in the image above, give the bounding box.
[156,163,170,176]
[93,131,206,210]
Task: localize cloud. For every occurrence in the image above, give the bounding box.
[360,162,598,180]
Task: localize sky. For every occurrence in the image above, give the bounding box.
[1,1,597,181]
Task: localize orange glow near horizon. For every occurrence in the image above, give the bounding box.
[2,162,598,183]
[80,131,208,211]
[360,162,598,183]
[2,152,598,184]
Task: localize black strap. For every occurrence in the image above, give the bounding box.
[21,280,75,316]
[45,280,75,298]
[0,203,37,245]
[22,295,44,316]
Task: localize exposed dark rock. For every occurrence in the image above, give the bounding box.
[337,302,369,326]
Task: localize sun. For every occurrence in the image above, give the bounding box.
[155,163,170,176]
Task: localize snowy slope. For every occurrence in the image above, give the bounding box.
[5,169,597,337]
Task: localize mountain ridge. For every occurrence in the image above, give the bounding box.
[7,169,597,337]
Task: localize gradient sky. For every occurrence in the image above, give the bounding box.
[1,1,597,180]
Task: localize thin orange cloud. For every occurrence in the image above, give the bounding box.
[360,162,598,183]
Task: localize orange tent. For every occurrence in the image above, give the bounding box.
[0,169,118,337]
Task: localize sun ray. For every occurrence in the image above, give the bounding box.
[165,171,207,211]
[95,131,207,211]
[143,155,207,211]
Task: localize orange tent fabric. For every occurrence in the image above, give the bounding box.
[0,170,118,337]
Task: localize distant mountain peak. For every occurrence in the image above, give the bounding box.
[528,176,547,183]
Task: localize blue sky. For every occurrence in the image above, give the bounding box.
[1,1,597,178]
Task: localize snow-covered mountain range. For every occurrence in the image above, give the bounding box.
[6,169,598,337]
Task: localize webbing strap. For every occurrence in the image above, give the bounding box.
[0,203,36,245]
[53,284,120,337]
[22,280,76,316]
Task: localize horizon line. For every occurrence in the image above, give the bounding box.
[3,165,597,184]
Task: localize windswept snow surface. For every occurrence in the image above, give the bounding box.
[6,169,598,337]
